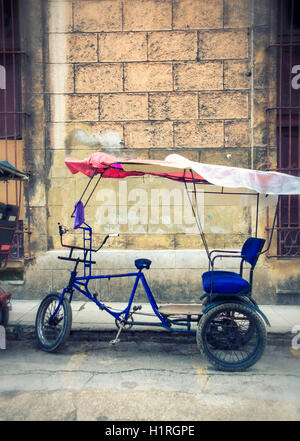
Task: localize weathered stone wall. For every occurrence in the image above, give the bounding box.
[11,0,299,304]
[45,0,256,249]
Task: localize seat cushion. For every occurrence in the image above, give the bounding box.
[202,270,250,294]
[135,258,152,270]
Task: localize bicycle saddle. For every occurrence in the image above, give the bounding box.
[135,258,152,270]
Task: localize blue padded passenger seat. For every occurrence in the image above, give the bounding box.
[202,270,250,294]
[202,237,265,295]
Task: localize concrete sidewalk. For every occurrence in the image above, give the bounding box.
[4,299,300,345]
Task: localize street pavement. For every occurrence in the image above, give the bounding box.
[1,299,300,422]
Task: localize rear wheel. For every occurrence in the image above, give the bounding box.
[35,293,72,352]
[197,302,267,371]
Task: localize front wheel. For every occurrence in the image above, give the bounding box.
[197,302,267,372]
[35,293,72,352]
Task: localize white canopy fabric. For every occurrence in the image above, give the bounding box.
[121,154,300,195]
[166,155,300,195]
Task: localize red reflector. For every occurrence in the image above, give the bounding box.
[0,245,10,251]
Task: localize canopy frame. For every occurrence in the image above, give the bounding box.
[68,163,280,264]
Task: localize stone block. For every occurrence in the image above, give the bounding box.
[148,268,205,303]
[26,94,46,147]
[125,234,175,249]
[174,61,223,91]
[149,149,199,162]
[253,89,268,146]
[48,121,124,150]
[45,64,74,94]
[123,0,172,31]
[253,27,269,89]
[50,94,99,122]
[149,92,198,120]
[148,31,197,61]
[26,62,44,94]
[174,234,207,249]
[224,60,251,90]
[121,148,151,160]
[253,147,271,170]
[223,0,251,28]
[76,63,123,93]
[29,234,50,256]
[47,205,75,238]
[93,250,176,270]
[46,1,73,33]
[253,0,271,26]
[174,121,224,147]
[124,121,173,148]
[100,93,148,121]
[24,268,53,298]
[199,91,249,119]
[74,0,122,32]
[224,234,247,249]
[198,29,248,60]
[173,0,223,30]
[29,207,48,241]
[224,120,250,147]
[99,32,147,62]
[47,149,72,179]
[51,269,76,293]
[198,147,250,168]
[48,33,98,63]
[47,177,76,206]
[124,63,173,92]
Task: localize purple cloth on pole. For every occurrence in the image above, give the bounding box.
[74,200,85,229]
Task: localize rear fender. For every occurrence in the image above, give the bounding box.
[202,298,270,327]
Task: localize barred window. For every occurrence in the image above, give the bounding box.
[0,0,22,139]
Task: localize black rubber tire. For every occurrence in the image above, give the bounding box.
[35,293,72,352]
[197,302,267,372]
[0,305,9,327]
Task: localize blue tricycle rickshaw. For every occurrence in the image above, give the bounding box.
[35,153,300,371]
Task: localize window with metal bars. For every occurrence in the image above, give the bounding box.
[268,0,300,257]
[0,0,24,262]
[0,0,22,139]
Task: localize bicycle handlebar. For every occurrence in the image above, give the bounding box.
[58,222,119,253]
[95,233,119,251]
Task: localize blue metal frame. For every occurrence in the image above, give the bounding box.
[52,269,200,333]
[51,223,199,333]
[73,271,171,328]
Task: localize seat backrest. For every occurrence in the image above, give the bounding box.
[0,204,19,245]
[241,237,265,267]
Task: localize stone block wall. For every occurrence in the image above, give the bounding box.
[44,0,267,250]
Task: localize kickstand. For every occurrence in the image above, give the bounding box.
[110,320,125,345]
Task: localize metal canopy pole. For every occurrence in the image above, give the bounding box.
[184,170,212,266]
[261,196,280,255]
[70,170,103,218]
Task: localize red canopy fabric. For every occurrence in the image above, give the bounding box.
[65,152,206,183]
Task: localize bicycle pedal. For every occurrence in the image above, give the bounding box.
[109,338,120,345]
